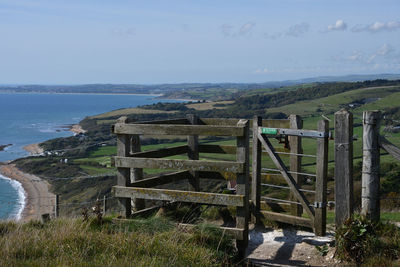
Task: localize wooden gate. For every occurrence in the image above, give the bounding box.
[252,116,329,236]
[111,115,250,256]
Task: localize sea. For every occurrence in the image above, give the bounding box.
[0,92,180,220]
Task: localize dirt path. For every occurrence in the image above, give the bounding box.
[0,164,55,222]
[246,227,338,266]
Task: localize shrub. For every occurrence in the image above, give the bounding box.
[335,214,400,264]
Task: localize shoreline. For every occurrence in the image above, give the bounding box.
[23,143,44,155]
[0,164,55,222]
[70,124,86,135]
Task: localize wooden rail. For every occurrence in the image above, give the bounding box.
[112,115,250,258]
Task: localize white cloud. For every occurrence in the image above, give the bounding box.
[352,21,400,33]
[264,32,282,40]
[286,23,310,37]
[327,20,347,31]
[239,22,255,35]
[335,44,397,65]
[347,51,363,62]
[221,22,255,37]
[377,44,394,56]
[221,24,234,37]
[264,22,309,39]
[254,68,270,74]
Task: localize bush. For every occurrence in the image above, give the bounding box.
[335,214,400,264]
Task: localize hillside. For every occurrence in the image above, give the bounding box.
[12,78,400,217]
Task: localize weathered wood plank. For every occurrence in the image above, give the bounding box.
[315,120,329,236]
[136,118,189,125]
[130,171,191,188]
[236,119,250,258]
[130,145,188,158]
[289,115,303,217]
[112,186,245,207]
[199,144,237,154]
[129,206,161,218]
[187,114,200,200]
[361,111,381,222]
[334,110,354,228]
[200,118,240,126]
[251,116,262,224]
[380,136,400,161]
[178,223,244,240]
[114,156,244,173]
[260,211,313,228]
[114,123,245,136]
[116,118,132,218]
[131,134,145,211]
[257,132,315,220]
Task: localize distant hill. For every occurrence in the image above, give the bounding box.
[1,74,400,98]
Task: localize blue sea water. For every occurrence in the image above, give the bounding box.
[0,93,178,220]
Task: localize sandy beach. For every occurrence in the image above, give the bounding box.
[70,124,86,134]
[0,164,55,222]
[23,143,44,155]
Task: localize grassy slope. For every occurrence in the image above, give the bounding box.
[0,217,236,266]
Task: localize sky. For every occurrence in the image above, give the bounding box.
[0,0,399,84]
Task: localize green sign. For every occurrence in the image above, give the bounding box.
[261,128,278,135]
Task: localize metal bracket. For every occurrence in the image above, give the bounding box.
[314,202,326,208]
[260,127,328,138]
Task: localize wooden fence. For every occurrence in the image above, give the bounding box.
[111,115,253,256]
[110,114,333,256]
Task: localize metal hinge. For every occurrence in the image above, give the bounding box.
[314,202,326,208]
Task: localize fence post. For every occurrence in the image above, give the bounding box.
[361,111,381,222]
[334,109,354,227]
[187,114,200,191]
[55,194,59,218]
[315,120,328,236]
[251,116,262,224]
[289,115,303,217]
[116,117,132,218]
[131,134,145,211]
[236,119,250,258]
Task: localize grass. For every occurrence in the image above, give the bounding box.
[186,100,234,110]
[0,217,237,266]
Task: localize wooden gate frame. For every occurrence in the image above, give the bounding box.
[252,116,329,236]
[111,115,251,255]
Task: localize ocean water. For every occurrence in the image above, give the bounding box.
[0,93,178,220]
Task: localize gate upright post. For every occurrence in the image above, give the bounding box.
[289,115,303,217]
[131,134,145,211]
[315,120,329,236]
[334,109,354,228]
[116,117,132,218]
[361,111,381,222]
[236,119,250,258]
[187,114,200,191]
[251,116,262,224]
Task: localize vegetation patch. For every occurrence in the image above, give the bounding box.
[0,217,236,266]
[335,214,400,264]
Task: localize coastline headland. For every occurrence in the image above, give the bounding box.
[0,144,12,151]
